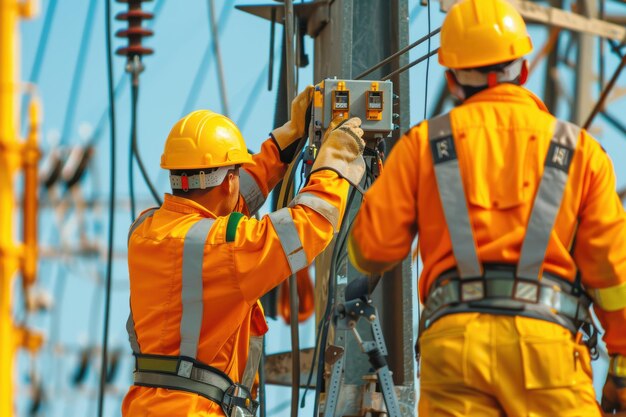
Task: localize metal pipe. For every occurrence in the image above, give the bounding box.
[21,97,41,308]
[0,0,36,414]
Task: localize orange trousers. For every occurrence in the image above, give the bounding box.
[418,313,602,417]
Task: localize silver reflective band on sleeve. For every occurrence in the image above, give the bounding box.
[240,170,266,215]
[517,120,579,280]
[289,192,340,232]
[241,335,263,390]
[128,208,158,245]
[428,114,482,279]
[127,310,141,354]
[268,208,308,274]
[179,218,215,359]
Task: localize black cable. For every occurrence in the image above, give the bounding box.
[423,0,432,120]
[129,83,138,220]
[355,27,441,80]
[20,0,59,125]
[130,82,163,206]
[312,186,359,417]
[97,0,117,414]
[382,48,439,82]
[60,0,98,146]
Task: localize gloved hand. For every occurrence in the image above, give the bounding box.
[271,85,314,163]
[311,116,366,186]
[602,368,626,413]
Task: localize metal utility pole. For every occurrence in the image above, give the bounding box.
[0,0,39,415]
[237,1,414,414]
[312,2,415,414]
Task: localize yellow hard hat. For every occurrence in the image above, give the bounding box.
[438,0,533,69]
[160,110,254,170]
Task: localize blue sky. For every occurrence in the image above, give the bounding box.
[13,1,625,416]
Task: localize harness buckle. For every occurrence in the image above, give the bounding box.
[221,384,258,417]
[460,280,485,302]
[513,279,540,303]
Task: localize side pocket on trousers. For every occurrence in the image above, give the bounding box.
[419,329,467,386]
[519,336,576,390]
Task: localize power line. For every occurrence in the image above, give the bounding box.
[208,0,229,116]
[382,48,439,81]
[97,0,117,415]
[20,0,59,125]
[355,27,441,80]
[60,0,99,146]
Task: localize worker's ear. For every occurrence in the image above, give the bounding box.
[225,170,238,196]
[519,59,529,86]
[445,70,466,101]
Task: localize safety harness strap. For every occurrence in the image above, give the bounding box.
[241,335,263,389]
[126,208,158,354]
[179,218,215,360]
[240,170,266,215]
[135,371,225,403]
[289,192,340,232]
[428,113,482,278]
[517,120,579,280]
[268,207,308,275]
[422,265,593,333]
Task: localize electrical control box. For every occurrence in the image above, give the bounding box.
[310,78,394,142]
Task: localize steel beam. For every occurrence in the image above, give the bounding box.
[439,0,626,42]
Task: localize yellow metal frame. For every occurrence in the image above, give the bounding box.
[1,0,40,415]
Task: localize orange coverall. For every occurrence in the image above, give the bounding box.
[122,139,349,416]
[349,84,626,416]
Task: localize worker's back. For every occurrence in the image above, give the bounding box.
[351,83,623,304]
[123,196,267,416]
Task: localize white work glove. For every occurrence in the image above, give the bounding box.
[271,85,314,163]
[311,117,365,186]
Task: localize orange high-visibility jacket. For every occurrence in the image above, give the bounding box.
[349,84,626,355]
[122,139,349,416]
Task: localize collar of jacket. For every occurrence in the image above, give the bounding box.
[162,193,217,218]
[463,84,549,113]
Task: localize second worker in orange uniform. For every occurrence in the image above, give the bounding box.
[348,0,626,415]
[122,86,366,416]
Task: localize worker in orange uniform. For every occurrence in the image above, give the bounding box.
[347,0,626,415]
[121,86,366,416]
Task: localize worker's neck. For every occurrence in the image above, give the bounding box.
[187,189,233,217]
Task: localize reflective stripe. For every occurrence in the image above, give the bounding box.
[240,170,266,215]
[268,208,308,274]
[590,281,626,312]
[128,207,158,245]
[428,114,482,278]
[241,335,263,389]
[517,120,579,280]
[127,208,158,354]
[127,310,141,354]
[180,218,215,359]
[289,192,340,232]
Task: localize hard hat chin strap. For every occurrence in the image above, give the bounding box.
[170,165,235,192]
[452,59,525,89]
